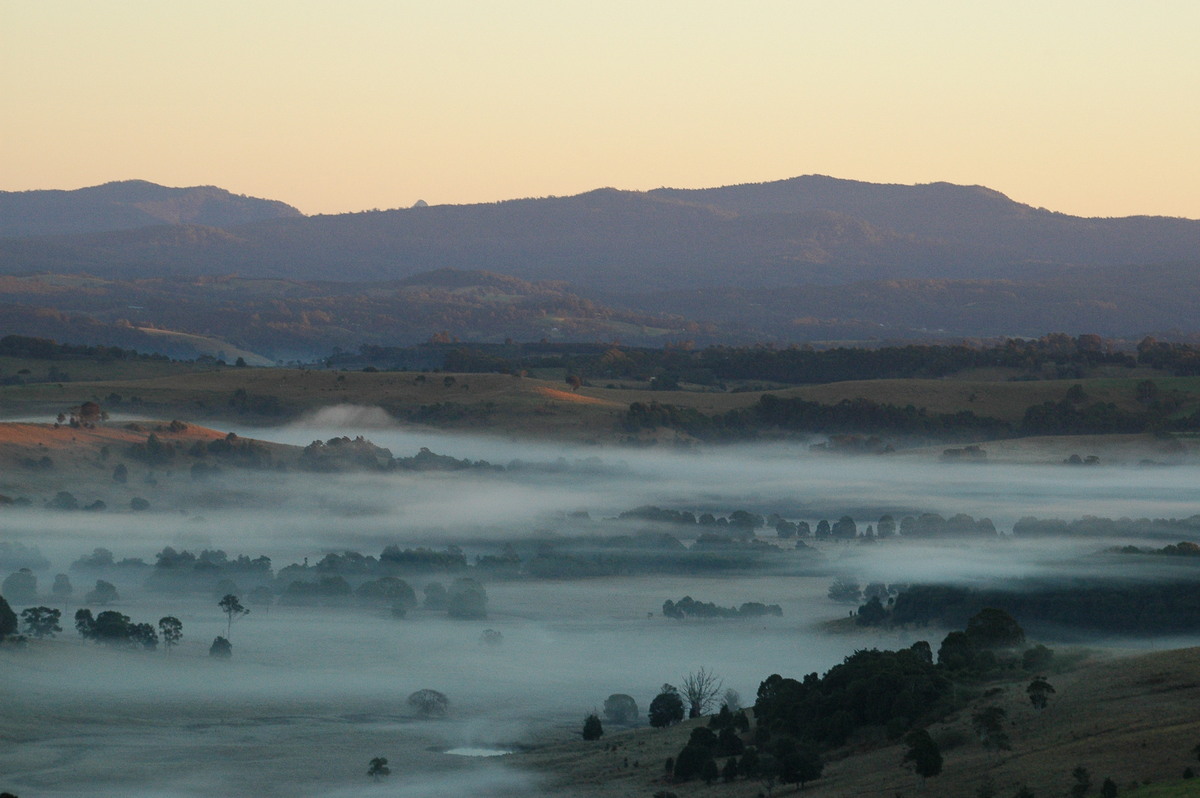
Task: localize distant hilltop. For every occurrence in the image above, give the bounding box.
[0,180,302,238]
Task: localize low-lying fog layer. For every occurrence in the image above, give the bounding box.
[3,409,1200,796]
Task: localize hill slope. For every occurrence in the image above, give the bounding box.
[2,177,1199,291]
[0,180,302,238]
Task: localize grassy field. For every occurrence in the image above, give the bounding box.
[3,357,1200,443]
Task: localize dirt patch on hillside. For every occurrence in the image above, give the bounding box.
[534,387,621,407]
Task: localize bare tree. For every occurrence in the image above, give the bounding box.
[681,667,724,718]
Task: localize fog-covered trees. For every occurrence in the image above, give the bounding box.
[681,667,723,718]
[367,757,390,780]
[582,713,603,740]
[218,594,249,637]
[649,685,685,727]
[21,606,61,639]
[84,580,119,605]
[51,574,73,602]
[446,578,487,619]
[209,636,232,658]
[158,616,183,653]
[2,569,37,604]
[1027,677,1055,710]
[408,689,448,717]
[603,693,639,725]
[0,594,17,641]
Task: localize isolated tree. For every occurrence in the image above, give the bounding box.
[2,568,38,604]
[407,688,449,717]
[648,684,685,727]
[1027,676,1055,709]
[112,463,128,483]
[582,713,603,740]
[209,636,232,658]
[218,594,249,638]
[51,574,73,603]
[73,608,94,639]
[1070,766,1091,798]
[367,757,390,780]
[445,578,487,619]
[903,729,943,788]
[972,706,1011,752]
[85,579,119,605]
[773,736,824,788]
[722,688,742,712]
[603,693,639,724]
[20,606,62,639]
[158,616,183,653]
[966,607,1025,649]
[681,667,723,718]
[1100,777,1118,798]
[0,594,17,641]
[566,374,582,391]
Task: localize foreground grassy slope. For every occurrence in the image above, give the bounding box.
[519,647,1200,798]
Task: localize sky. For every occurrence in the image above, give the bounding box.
[2,1,1198,218]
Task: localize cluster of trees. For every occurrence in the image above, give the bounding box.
[345,335,1146,386]
[73,609,172,650]
[661,596,781,620]
[1013,514,1200,539]
[624,395,1009,441]
[888,582,1200,636]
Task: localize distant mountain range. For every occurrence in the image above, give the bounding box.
[1,176,1199,353]
[0,180,301,238]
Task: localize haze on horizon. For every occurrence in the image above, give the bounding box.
[3,1,1198,220]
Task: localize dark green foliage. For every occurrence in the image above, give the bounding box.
[716,725,745,756]
[700,757,719,785]
[754,646,951,748]
[581,714,603,740]
[966,608,1026,649]
[672,743,715,782]
[662,595,781,619]
[603,693,638,724]
[0,594,17,640]
[158,616,183,651]
[218,593,249,637]
[721,757,739,782]
[649,686,685,727]
[771,736,824,787]
[1027,677,1055,709]
[20,606,61,639]
[893,581,1200,637]
[972,706,1010,752]
[1023,644,1055,672]
[209,636,232,658]
[367,757,390,780]
[446,578,487,619]
[2,569,37,604]
[407,689,448,717]
[857,596,888,626]
[1100,777,1117,798]
[1071,766,1091,798]
[128,622,158,650]
[738,747,760,778]
[903,728,943,782]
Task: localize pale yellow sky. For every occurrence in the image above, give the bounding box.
[3,1,1198,218]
